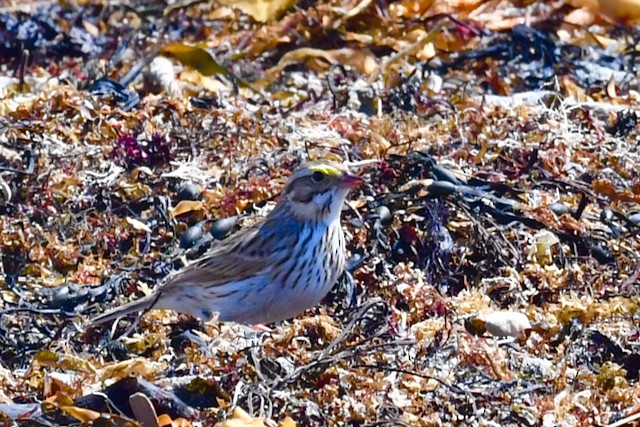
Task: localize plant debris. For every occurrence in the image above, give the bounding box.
[1,1,640,426]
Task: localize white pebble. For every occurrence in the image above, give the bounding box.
[481,311,531,338]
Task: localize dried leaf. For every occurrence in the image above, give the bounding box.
[34,351,97,374]
[216,0,298,22]
[266,48,378,81]
[278,417,297,427]
[606,74,618,99]
[163,0,207,16]
[527,230,560,265]
[171,200,204,217]
[390,0,483,19]
[215,407,265,427]
[34,350,59,365]
[99,358,167,382]
[563,7,597,26]
[160,44,229,77]
[568,0,640,20]
[597,362,628,390]
[158,414,192,427]
[179,69,227,93]
[593,179,640,202]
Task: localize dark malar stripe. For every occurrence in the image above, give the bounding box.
[321,195,333,217]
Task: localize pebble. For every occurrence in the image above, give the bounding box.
[628,211,640,225]
[548,202,571,216]
[600,208,614,223]
[377,205,392,226]
[176,182,202,201]
[480,311,532,338]
[180,224,203,249]
[210,216,239,240]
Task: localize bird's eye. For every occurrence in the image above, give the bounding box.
[311,171,325,182]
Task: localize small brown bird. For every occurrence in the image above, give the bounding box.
[90,160,363,327]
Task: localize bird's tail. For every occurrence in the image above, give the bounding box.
[88,294,160,328]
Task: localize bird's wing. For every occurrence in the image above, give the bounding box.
[89,223,271,327]
[162,226,265,288]
[162,217,300,289]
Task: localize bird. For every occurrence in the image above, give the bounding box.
[89,160,364,327]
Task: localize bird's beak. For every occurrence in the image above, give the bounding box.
[340,172,364,189]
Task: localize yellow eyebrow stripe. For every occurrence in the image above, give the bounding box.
[308,164,341,176]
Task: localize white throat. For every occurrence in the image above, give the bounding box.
[289,188,349,225]
[318,188,349,225]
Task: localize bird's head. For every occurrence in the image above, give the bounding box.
[278,160,364,223]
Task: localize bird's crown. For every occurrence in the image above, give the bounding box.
[274,160,361,221]
[306,163,342,177]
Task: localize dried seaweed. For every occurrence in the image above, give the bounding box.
[1,1,640,426]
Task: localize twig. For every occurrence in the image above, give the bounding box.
[353,363,468,395]
[605,411,640,427]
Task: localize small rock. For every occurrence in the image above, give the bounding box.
[480,311,532,338]
[50,283,89,311]
[628,211,640,225]
[548,202,571,216]
[180,224,204,249]
[426,73,443,94]
[376,206,392,226]
[528,230,559,264]
[176,182,202,201]
[542,413,557,427]
[521,356,554,378]
[600,208,614,223]
[146,56,181,97]
[210,216,239,240]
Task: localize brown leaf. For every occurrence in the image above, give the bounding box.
[98,358,167,382]
[158,414,173,427]
[568,0,640,20]
[266,48,378,81]
[389,0,482,18]
[160,44,229,77]
[592,179,640,202]
[171,200,204,217]
[279,417,298,427]
[158,414,192,427]
[215,407,265,427]
[216,0,298,22]
[34,351,97,374]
